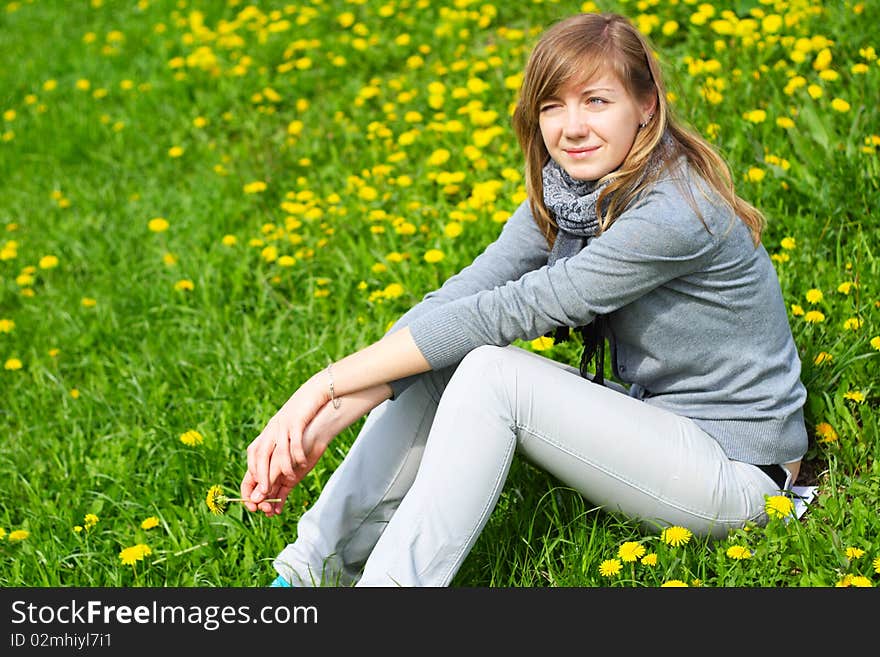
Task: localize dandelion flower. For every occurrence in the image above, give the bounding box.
[8,529,29,541]
[0,318,13,333]
[205,485,280,516]
[529,336,554,351]
[803,310,825,323]
[845,547,865,560]
[641,553,658,566]
[39,255,59,269]
[598,559,622,577]
[118,543,152,566]
[837,282,853,294]
[765,495,794,519]
[618,541,646,563]
[815,422,838,443]
[168,146,184,158]
[790,304,804,316]
[82,297,97,307]
[830,98,850,113]
[813,352,833,365]
[179,429,204,446]
[726,545,752,560]
[780,237,796,250]
[243,181,267,194]
[843,391,865,403]
[4,358,22,371]
[848,576,872,587]
[174,279,194,292]
[424,249,444,264]
[661,525,692,547]
[843,317,863,331]
[141,516,160,530]
[660,579,688,587]
[148,217,169,232]
[84,514,98,530]
[870,336,880,351]
[873,556,880,574]
[805,288,823,304]
[0,527,5,539]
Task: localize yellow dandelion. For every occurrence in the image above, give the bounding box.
[843,317,863,331]
[206,484,279,516]
[780,237,796,250]
[70,388,80,399]
[660,579,688,587]
[84,513,99,530]
[179,429,204,446]
[805,288,823,304]
[4,358,22,371]
[873,556,880,574]
[168,145,184,158]
[221,234,237,246]
[641,553,658,566]
[837,281,854,294]
[39,255,59,269]
[243,181,267,194]
[529,336,554,351]
[8,529,30,542]
[424,249,444,264]
[765,495,794,519]
[790,304,804,316]
[82,297,97,307]
[843,391,865,403]
[815,422,838,443]
[618,541,647,563]
[0,318,14,333]
[803,310,825,323]
[0,527,6,539]
[746,167,765,182]
[141,516,160,530]
[726,545,752,560]
[830,98,850,113]
[845,547,865,560]
[118,543,152,566]
[174,279,194,292]
[148,217,169,232]
[661,525,692,547]
[598,559,622,577]
[848,576,872,587]
[872,336,880,351]
[814,352,833,365]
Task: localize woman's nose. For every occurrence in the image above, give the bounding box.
[564,107,589,137]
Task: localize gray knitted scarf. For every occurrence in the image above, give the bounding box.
[541,131,674,383]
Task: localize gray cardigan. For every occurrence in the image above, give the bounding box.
[388,161,808,466]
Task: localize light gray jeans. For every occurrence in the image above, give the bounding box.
[273,345,786,587]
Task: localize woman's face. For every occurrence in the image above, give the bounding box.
[538,71,654,181]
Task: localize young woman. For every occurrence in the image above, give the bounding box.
[241,12,808,587]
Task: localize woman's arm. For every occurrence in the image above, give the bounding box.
[245,327,430,501]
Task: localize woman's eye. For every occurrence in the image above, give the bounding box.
[539,103,560,112]
[587,97,607,106]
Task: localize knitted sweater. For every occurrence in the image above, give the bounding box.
[387,161,808,465]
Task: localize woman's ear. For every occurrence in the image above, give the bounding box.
[641,93,658,125]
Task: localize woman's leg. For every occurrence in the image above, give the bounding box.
[272,367,455,586]
[355,345,778,587]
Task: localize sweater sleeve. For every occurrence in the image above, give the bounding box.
[384,199,550,398]
[407,197,717,370]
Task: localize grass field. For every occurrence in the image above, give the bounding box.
[1,0,878,587]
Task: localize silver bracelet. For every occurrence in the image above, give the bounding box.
[327,363,341,410]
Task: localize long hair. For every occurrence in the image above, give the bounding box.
[512,13,765,247]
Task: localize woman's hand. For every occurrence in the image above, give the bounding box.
[241,381,395,516]
[244,374,329,505]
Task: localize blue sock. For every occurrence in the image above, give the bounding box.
[270,574,291,587]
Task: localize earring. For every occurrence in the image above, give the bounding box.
[639,113,654,129]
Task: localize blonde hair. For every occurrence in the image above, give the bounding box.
[512,12,765,247]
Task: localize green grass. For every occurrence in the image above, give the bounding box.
[0,0,878,587]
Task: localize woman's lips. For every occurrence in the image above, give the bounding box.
[564,146,600,158]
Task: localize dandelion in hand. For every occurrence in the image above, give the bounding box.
[205,485,281,515]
